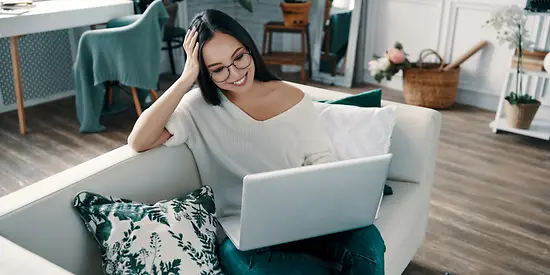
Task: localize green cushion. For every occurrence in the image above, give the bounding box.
[73,186,223,275]
[320,88,382,108]
[318,88,392,196]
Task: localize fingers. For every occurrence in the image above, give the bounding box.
[184,26,197,54]
[193,42,199,59]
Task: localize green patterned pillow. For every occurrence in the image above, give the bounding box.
[73,185,223,275]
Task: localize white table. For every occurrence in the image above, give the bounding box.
[0,0,134,134]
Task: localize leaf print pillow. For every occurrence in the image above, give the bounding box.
[72,185,223,275]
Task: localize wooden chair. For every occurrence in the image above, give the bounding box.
[105,83,159,116]
[261,21,312,83]
[320,1,338,76]
[162,2,186,75]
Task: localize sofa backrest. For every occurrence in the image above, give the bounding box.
[0,145,201,275]
[293,82,441,185]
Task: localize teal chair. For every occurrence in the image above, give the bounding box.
[72,0,169,133]
[127,0,187,75]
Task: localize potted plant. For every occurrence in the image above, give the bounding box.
[485,5,541,129]
[280,0,311,27]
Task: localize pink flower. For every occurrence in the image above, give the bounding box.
[387,48,406,64]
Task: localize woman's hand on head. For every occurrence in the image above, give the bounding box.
[182,26,200,82]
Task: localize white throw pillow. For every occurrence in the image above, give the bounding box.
[313,102,397,160]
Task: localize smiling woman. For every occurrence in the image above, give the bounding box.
[126,8,385,275]
[191,9,280,105]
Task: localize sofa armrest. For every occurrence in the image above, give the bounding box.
[0,145,139,217]
[0,235,73,275]
[0,144,201,275]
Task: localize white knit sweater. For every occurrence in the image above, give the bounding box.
[164,87,336,218]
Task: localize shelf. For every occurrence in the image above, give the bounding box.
[490,118,550,140]
[262,52,307,66]
[527,11,550,17]
[507,68,550,78]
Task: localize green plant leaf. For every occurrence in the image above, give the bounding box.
[394,42,403,50]
[235,0,253,12]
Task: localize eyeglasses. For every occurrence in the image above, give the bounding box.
[209,52,252,83]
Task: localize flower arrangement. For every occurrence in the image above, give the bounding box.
[368,42,412,82]
[484,4,539,105]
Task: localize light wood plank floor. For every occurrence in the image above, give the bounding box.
[1,72,549,275]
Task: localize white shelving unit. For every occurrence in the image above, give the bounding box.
[490,69,550,140]
[490,11,550,140]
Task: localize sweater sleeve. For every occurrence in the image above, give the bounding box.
[301,96,337,165]
[164,99,194,147]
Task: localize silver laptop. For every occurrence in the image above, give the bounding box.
[218,153,392,251]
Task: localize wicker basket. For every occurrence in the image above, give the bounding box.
[280,1,311,27]
[402,49,460,109]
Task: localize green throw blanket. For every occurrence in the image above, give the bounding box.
[72,0,169,133]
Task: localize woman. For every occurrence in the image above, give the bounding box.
[128,9,385,275]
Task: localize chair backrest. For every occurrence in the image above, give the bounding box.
[134,0,178,29]
[164,2,178,29]
[133,0,156,14]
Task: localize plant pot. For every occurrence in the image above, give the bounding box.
[504,100,541,129]
[280,1,311,27]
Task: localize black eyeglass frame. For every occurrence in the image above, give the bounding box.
[209,52,253,83]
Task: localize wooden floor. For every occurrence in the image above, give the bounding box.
[1,72,549,275]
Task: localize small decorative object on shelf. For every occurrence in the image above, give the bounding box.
[511,48,548,71]
[280,0,311,27]
[544,51,550,72]
[525,0,550,12]
[485,4,541,129]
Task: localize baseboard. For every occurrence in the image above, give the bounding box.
[0,90,74,114]
[454,88,499,112]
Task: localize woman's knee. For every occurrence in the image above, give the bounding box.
[218,238,255,275]
[219,238,239,257]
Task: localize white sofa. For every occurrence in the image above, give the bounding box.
[0,83,441,275]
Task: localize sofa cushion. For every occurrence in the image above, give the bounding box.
[313,96,397,196]
[293,81,442,185]
[313,102,397,160]
[320,88,382,107]
[73,185,223,275]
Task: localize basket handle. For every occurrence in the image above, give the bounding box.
[417,49,445,70]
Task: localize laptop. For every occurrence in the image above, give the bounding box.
[218,153,392,251]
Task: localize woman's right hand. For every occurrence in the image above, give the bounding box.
[182,26,200,81]
[128,26,200,153]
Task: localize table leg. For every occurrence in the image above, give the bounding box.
[9,36,26,135]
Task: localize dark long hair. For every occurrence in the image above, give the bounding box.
[188,9,280,105]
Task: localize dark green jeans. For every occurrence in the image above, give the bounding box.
[218,225,386,275]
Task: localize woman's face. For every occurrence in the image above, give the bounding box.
[202,32,256,93]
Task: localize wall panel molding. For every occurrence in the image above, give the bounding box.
[363,0,444,84]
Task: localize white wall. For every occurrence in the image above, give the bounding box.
[362,0,550,118]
